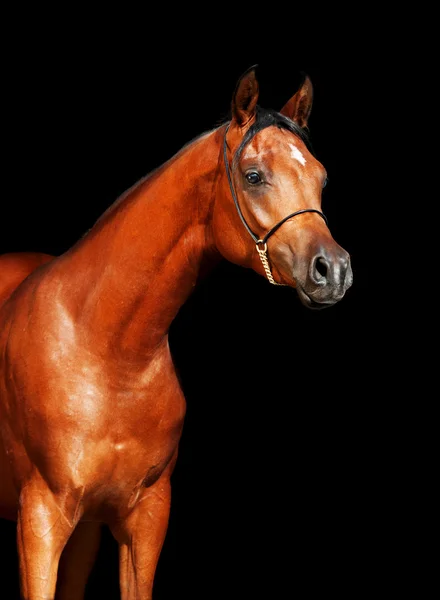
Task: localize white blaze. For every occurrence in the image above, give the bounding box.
[289,142,306,166]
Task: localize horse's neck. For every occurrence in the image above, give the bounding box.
[59,127,224,360]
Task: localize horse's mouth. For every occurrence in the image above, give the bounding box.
[296,285,337,310]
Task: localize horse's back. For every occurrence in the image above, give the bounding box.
[0,252,54,309]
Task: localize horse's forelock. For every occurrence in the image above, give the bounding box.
[232,107,315,170]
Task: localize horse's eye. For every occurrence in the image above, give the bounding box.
[246,171,262,185]
[323,177,328,188]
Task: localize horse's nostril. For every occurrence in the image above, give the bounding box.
[315,257,328,279]
[310,252,352,290]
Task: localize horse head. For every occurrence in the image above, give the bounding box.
[213,66,353,309]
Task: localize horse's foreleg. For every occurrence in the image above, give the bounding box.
[110,461,175,600]
[17,478,78,600]
[55,521,102,600]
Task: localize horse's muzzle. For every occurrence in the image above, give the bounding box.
[296,248,353,310]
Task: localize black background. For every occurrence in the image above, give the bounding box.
[0,16,414,600]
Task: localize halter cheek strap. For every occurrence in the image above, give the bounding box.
[223,124,328,285]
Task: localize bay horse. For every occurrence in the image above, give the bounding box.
[0,66,352,599]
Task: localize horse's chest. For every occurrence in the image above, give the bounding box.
[110,381,186,451]
[94,382,185,513]
[107,352,186,441]
[4,329,186,505]
[97,357,186,487]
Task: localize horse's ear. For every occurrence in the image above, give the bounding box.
[231,65,259,127]
[280,74,313,128]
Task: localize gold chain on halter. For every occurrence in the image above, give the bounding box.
[256,241,287,286]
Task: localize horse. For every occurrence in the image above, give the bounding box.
[0,65,353,599]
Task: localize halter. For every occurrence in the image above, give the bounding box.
[223,124,328,286]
